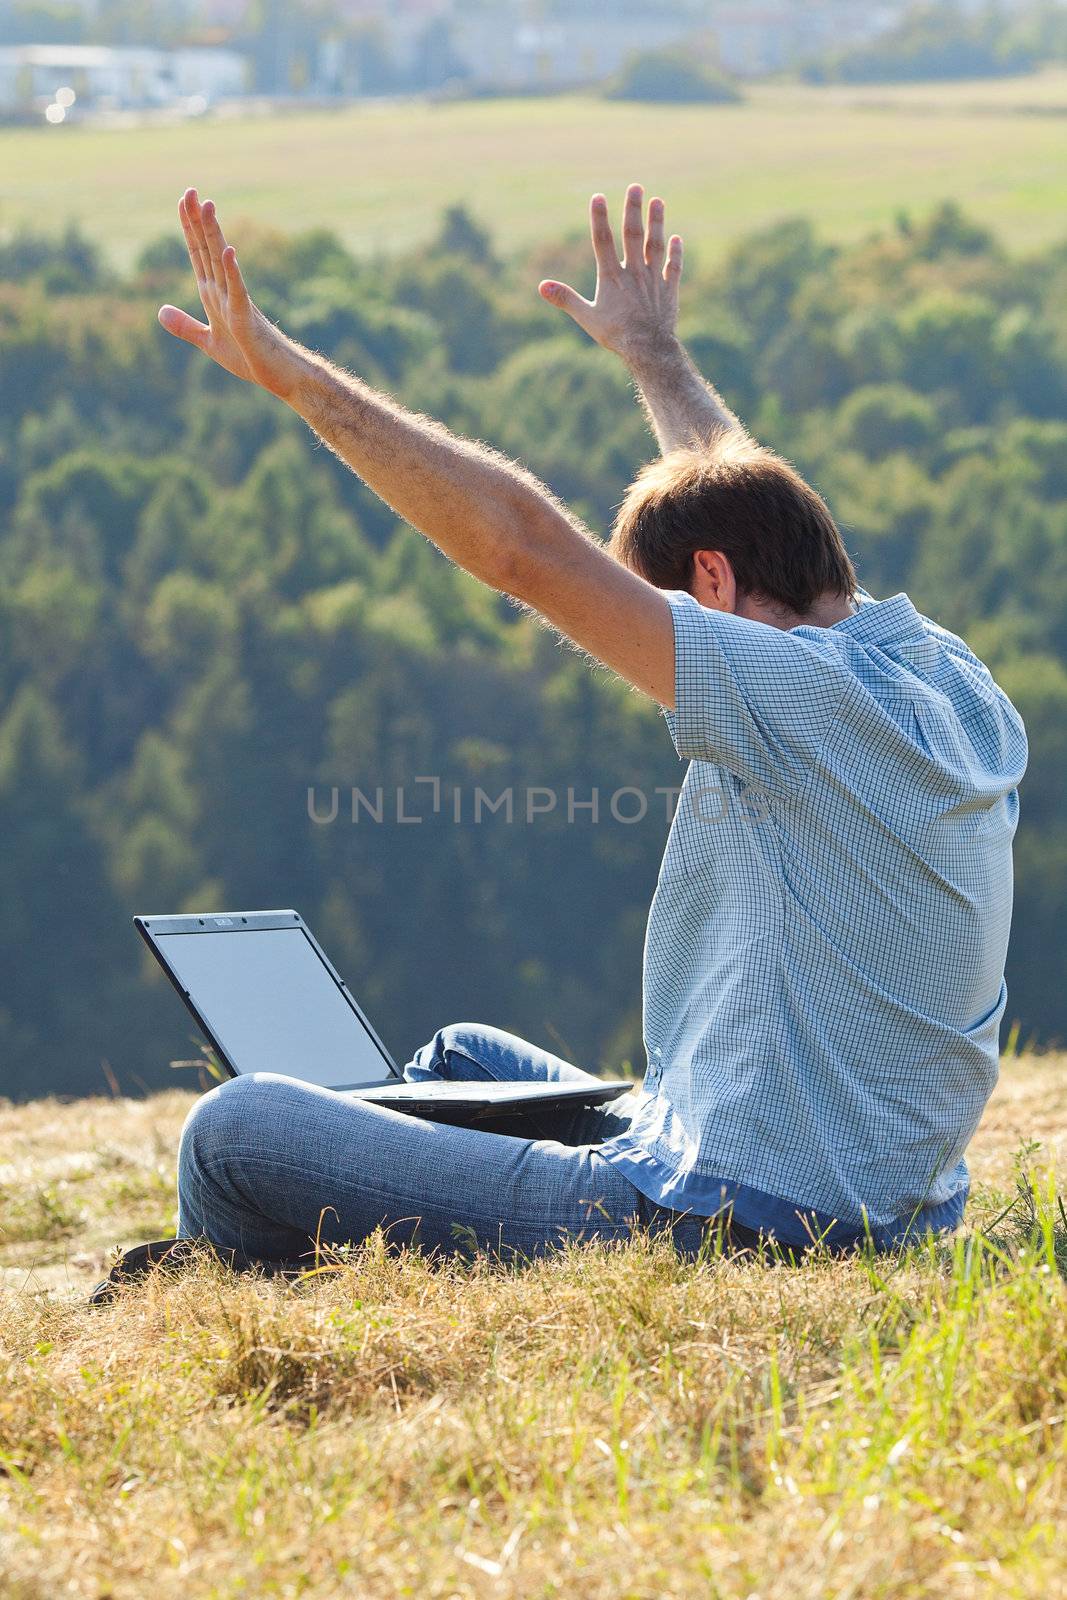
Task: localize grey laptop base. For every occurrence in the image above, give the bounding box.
[134,910,632,1122]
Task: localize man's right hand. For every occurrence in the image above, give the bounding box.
[158,188,309,403]
[539,184,683,365]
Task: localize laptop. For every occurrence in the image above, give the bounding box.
[134,910,633,1122]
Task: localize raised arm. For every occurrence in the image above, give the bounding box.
[540,185,744,455]
[158,189,675,706]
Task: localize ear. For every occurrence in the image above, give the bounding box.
[691,549,737,613]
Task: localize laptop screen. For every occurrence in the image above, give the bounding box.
[154,926,393,1088]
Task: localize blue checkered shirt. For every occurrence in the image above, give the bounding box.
[601,589,1027,1249]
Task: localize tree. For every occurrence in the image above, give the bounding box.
[0,687,128,1096]
[2,202,1067,1095]
[836,384,938,459]
[604,49,742,104]
[805,1,1037,83]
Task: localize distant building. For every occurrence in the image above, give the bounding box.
[0,43,248,117]
[337,0,449,17]
[448,3,708,91]
[706,2,902,75]
[0,0,939,114]
[437,0,907,89]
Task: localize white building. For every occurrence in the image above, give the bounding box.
[0,43,248,117]
[443,0,907,89]
[706,2,903,76]
[449,4,706,91]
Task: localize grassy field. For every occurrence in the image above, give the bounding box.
[1,1058,1066,1597]
[4,73,1067,270]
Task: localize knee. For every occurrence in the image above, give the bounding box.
[177,1074,266,1186]
[409,1022,494,1078]
[432,1022,491,1063]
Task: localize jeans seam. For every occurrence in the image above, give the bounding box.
[192,1149,637,1235]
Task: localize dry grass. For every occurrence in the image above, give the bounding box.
[1,1059,1066,1598]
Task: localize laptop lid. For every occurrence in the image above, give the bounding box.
[135,910,399,1091]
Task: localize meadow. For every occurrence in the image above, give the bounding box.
[4,72,1067,269]
[3,67,1067,1596]
[1,1057,1065,1597]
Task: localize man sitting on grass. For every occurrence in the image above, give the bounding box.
[165,184,1025,1263]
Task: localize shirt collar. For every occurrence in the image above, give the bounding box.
[828,592,924,651]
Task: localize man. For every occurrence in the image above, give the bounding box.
[169,184,1025,1262]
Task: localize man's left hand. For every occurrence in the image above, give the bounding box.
[539,184,684,365]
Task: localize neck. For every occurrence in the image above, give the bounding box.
[741,590,856,631]
[800,591,857,629]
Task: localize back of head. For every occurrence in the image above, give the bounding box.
[612,435,856,618]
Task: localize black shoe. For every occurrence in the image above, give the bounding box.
[88,1237,312,1305]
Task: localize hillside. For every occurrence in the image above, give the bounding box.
[3,74,1067,268]
[1,1057,1065,1596]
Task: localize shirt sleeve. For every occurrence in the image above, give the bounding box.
[664,590,851,794]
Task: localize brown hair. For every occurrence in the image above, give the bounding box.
[612,436,856,617]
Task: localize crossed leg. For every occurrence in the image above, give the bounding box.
[177,1024,651,1261]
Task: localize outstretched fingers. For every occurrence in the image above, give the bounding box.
[221,244,254,318]
[183,188,217,285]
[179,191,209,285]
[621,183,645,269]
[665,233,684,286]
[199,198,229,286]
[645,197,666,268]
[589,193,620,277]
[157,304,210,347]
[538,279,592,325]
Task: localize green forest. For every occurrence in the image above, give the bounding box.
[806,0,1067,82]
[2,199,1066,1100]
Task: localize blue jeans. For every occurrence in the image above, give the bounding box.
[176,1024,730,1262]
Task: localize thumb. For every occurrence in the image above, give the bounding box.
[158,304,210,348]
[539,279,593,329]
